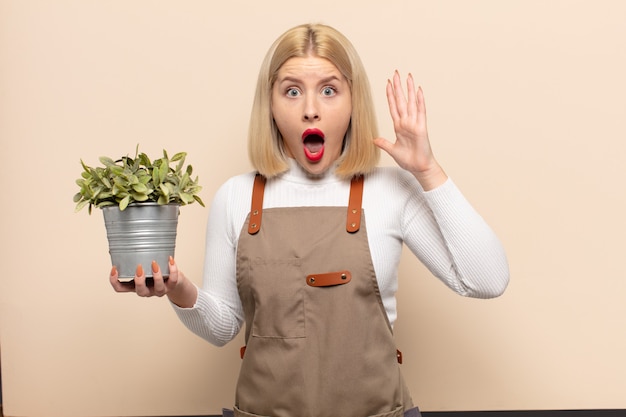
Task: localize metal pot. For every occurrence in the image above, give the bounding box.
[102,203,180,279]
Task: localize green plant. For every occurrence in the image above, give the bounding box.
[74,147,205,214]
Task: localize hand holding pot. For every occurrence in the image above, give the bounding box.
[109,257,198,308]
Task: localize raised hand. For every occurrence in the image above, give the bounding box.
[374,71,448,191]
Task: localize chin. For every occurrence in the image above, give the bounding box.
[302,162,330,176]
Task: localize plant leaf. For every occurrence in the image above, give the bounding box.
[75,199,90,212]
[138,152,151,167]
[159,183,170,198]
[179,192,193,204]
[99,156,116,167]
[131,192,150,202]
[132,183,148,193]
[179,172,190,189]
[119,195,131,211]
[171,152,185,162]
[152,165,161,186]
[158,160,168,182]
[110,166,124,176]
[193,195,205,207]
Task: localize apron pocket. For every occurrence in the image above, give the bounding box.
[369,405,405,417]
[247,257,305,338]
[232,405,269,416]
[231,405,409,417]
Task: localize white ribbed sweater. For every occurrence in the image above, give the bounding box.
[173,159,509,346]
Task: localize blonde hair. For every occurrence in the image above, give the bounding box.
[248,23,380,178]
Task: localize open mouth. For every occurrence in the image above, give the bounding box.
[302,128,325,162]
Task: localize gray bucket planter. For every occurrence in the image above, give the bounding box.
[102,203,180,279]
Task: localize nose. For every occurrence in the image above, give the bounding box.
[303,97,320,121]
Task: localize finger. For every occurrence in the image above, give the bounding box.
[134,264,151,297]
[109,266,119,288]
[151,260,167,297]
[406,73,418,118]
[166,256,180,288]
[392,70,408,117]
[109,266,135,293]
[373,137,395,156]
[417,85,427,118]
[386,79,400,121]
[415,85,428,130]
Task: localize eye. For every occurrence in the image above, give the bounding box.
[321,86,336,97]
[286,87,301,97]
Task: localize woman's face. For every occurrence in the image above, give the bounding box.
[271,54,352,175]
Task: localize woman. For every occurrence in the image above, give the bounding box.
[110,23,509,417]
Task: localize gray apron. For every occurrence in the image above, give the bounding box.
[229,174,419,417]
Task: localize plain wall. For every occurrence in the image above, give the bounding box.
[1,1,625,416]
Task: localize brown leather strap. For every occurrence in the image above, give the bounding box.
[306,270,352,287]
[250,173,362,234]
[248,174,266,235]
[346,175,364,233]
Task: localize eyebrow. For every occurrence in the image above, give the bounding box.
[277,75,343,85]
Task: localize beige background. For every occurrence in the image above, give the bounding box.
[1,1,625,416]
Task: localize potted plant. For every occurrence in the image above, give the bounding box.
[74,146,204,280]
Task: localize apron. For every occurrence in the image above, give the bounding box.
[230,174,419,417]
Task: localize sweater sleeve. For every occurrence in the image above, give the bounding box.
[401,174,510,298]
[171,175,251,346]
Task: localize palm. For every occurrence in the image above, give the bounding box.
[374,72,446,190]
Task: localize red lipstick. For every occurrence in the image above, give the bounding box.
[302,128,325,162]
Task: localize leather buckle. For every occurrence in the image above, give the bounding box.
[306,270,352,287]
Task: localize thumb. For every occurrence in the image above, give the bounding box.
[373,137,394,155]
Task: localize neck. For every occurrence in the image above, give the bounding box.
[283,158,341,184]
